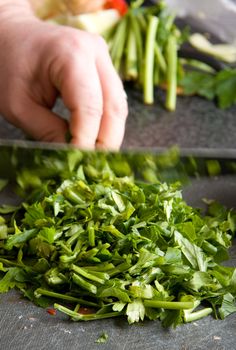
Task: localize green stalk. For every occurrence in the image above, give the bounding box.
[72,272,97,294]
[165,34,177,111]
[84,262,115,272]
[71,264,106,284]
[110,17,128,72]
[84,269,110,281]
[131,0,145,8]
[73,304,80,313]
[54,303,123,321]
[136,12,147,32]
[102,225,125,239]
[202,241,218,255]
[67,228,84,246]
[0,257,22,267]
[184,308,213,323]
[143,16,159,104]
[88,221,95,247]
[34,288,98,307]
[144,300,195,310]
[78,247,99,260]
[60,253,78,264]
[125,22,138,80]
[58,242,72,255]
[154,43,167,73]
[130,13,144,82]
[0,225,7,239]
[109,262,131,277]
[154,63,160,86]
[63,188,84,204]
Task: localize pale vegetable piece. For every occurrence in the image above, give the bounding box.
[65,0,107,15]
[29,0,67,19]
[30,0,106,19]
[189,33,236,63]
[45,15,68,26]
[66,9,121,35]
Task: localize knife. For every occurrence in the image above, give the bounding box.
[1,139,236,183]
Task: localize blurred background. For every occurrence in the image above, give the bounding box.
[164,0,236,43]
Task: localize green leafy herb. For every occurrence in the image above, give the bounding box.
[180,68,236,109]
[0,150,235,328]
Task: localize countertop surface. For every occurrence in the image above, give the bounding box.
[1,87,236,150]
[0,87,236,350]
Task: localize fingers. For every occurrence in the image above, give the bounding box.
[55,55,103,149]
[95,39,128,149]
[11,100,68,143]
[50,31,128,150]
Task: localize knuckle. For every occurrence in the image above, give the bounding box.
[81,102,103,119]
[7,95,26,126]
[54,28,96,54]
[106,98,128,120]
[95,35,109,51]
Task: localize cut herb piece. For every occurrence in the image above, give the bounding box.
[96,332,109,344]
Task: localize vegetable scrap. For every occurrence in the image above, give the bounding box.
[0,150,235,328]
[96,332,109,343]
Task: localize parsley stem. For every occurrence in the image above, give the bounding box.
[202,240,217,255]
[125,22,138,80]
[54,303,123,321]
[184,308,213,323]
[165,34,177,111]
[63,188,84,204]
[71,264,106,284]
[84,262,115,272]
[143,16,159,104]
[67,228,84,246]
[0,257,22,267]
[72,272,97,294]
[130,13,144,83]
[154,43,167,73]
[88,221,95,247]
[144,300,195,310]
[110,16,128,72]
[34,288,98,307]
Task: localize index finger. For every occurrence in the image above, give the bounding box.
[54,54,103,149]
[95,38,128,149]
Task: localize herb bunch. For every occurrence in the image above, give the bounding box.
[104,1,236,110]
[103,0,183,110]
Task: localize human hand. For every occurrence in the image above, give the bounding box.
[0,9,128,149]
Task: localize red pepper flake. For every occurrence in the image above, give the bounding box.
[104,0,128,16]
[47,308,57,316]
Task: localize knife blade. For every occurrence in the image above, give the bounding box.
[1,139,236,184]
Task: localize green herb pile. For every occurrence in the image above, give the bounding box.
[0,150,236,327]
